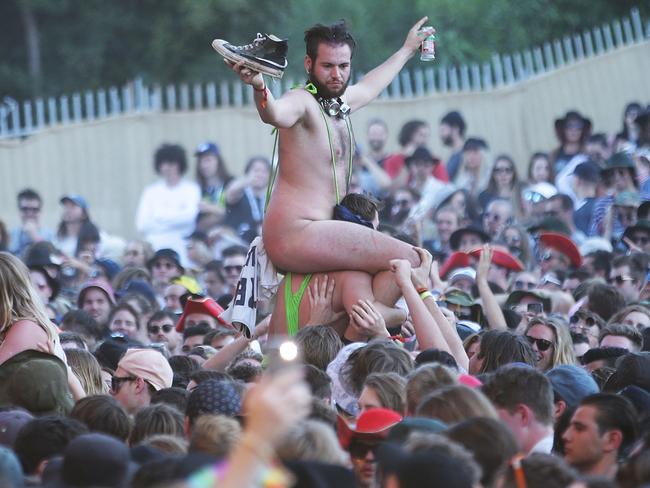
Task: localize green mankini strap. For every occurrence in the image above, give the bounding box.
[284,272,312,336]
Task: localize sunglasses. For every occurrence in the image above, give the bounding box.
[349,441,379,459]
[148,324,174,334]
[523,190,545,203]
[610,275,635,285]
[111,375,137,393]
[525,335,553,352]
[569,314,596,327]
[19,206,41,212]
[394,199,411,207]
[631,235,650,246]
[223,265,243,273]
[494,166,513,174]
[513,280,536,291]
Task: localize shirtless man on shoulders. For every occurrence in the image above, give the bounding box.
[223,18,433,287]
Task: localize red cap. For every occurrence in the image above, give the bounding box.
[439,252,471,279]
[468,245,524,271]
[175,296,232,332]
[539,232,582,268]
[337,408,403,450]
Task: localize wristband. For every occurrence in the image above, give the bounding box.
[254,83,268,109]
[416,287,428,294]
[419,291,433,300]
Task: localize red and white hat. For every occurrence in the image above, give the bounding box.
[175,296,233,332]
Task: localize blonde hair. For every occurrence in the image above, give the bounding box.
[276,420,348,466]
[416,384,498,424]
[0,252,56,340]
[65,348,108,395]
[189,415,242,458]
[525,317,576,370]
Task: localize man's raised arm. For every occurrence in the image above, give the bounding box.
[226,60,307,129]
[345,17,433,112]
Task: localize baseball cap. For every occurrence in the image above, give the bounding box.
[195,142,220,157]
[186,380,242,423]
[0,410,34,448]
[116,349,173,391]
[448,267,476,285]
[546,365,599,409]
[572,161,601,183]
[60,194,89,211]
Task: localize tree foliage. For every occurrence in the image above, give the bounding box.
[0,0,647,101]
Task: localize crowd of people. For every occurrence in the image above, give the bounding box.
[1,18,650,488]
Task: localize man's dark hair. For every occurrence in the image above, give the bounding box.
[204,260,222,274]
[147,310,178,328]
[154,143,187,175]
[587,250,614,277]
[587,133,608,148]
[476,330,536,374]
[295,325,343,370]
[150,387,190,415]
[579,393,639,457]
[612,253,648,283]
[226,362,263,383]
[367,118,387,131]
[587,283,625,321]
[14,416,88,475]
[463,137,488,152]
[59,331,88,350]
[60,309,105,342]
[304,20,356,61]
[446,417,519,488]
[549,193,574,212]
[70,395,131,442]
[581,347,628,367]
[398,120,427,147]
[203,328,238,346]
[342,339,414,396]
[499,453,578,488]
[304,364,332,401]
[414,348,459,369]
[599,323,643,351]
[482,365,554,426]
[339,193,382,223]
[440,111,466,137]
[221,245,248,259]
[17,188,41,203]
[189,369,233,387]
[182,323,212,341]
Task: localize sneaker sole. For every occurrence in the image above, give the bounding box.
[212,39,285,79]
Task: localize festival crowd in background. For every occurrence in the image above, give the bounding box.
[0,99,649,487]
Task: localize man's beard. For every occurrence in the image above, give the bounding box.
[308,71,349,99]
[441,134,454,147]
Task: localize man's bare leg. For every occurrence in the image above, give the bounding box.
[264,218,420,275]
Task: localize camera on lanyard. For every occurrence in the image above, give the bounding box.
[318,97,350,119]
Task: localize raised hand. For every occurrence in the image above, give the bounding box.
[390,259,413,289]
[403,17,435,54]
[225,59,265,90]
[349,299,389,339]
[305,275,346,326]
[476,244,493,284]
[411,247,433,290]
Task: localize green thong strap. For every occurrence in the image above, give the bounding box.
[285,272,312,336]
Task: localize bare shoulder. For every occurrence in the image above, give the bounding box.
[8,319,48,338]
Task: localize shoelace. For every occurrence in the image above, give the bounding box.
[238,33,265,51]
